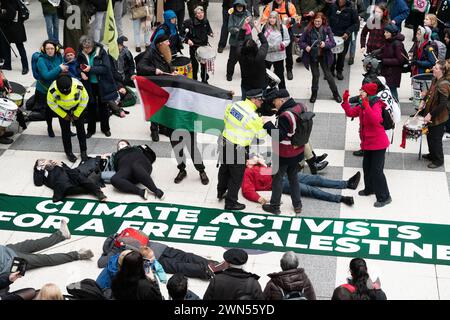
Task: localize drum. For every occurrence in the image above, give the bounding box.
[0,98,18,128]
[266,69,281,88]
[403,116,428,140]
[7,93,23,107]
[172,56,193,79]
[331,36,344,54]
[195,46,216,73]
[411,73,433,108]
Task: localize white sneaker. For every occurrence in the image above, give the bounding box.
[442,133,450,142]
[59,219,71,240]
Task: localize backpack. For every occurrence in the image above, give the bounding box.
[15,0,30,22]
[149,23,170,44]
[431,40,447,61]
[285,106,315,148]
[381,107,395,130]
[114,227,149,250]
[66,279,107,300]
[31,52,43,80]
[270,0,292,18]
[277,286,308,300]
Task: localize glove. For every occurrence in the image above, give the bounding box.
[343,90,350,103]
[279,42,285,51]
[410,60,418,66]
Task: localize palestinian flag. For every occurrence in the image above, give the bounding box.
[134,75,233,134]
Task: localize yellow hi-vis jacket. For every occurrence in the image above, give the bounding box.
[222,99,266,147]
[47,78,89,119]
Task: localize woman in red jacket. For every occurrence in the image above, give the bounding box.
[341,83,391,208]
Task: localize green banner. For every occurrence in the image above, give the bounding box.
[1,193,450,266]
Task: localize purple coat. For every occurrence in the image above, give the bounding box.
[300,26,336,70]
[379,33,406,88]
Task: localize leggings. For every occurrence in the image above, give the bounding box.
[111,158,158,197]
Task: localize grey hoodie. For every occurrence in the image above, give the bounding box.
[227,0,251,47]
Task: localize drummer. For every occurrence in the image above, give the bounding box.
[183,6,213,83]
[0,70,14,145]
[328,0,359,81]
[151,10,184,56]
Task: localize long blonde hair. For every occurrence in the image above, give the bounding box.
[267,11,281,32]
[36,283,64,300]
[425,14,438,28]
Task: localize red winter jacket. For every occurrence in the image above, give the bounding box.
[341,97,390,151]
[242,166,273,203]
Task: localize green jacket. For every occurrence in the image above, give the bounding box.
[39,0,58,15]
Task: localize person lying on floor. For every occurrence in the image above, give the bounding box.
[98,230,228,280]
[34,159,107,203]
[242,155,361,206]
[0,220,94,276]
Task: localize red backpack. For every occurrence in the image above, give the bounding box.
[340,283,356,293]
[114,228,149,250]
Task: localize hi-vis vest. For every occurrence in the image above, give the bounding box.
[47,78,89,119]
[222,99,266,147]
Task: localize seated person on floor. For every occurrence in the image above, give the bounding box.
[242,155,361,206]
[0,70,16,145]
[33,158,107,203]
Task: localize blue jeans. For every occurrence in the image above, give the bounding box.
[349,31,358,58]
[44,14,59,42]
[133,19,151,48]
[282,173,347,203]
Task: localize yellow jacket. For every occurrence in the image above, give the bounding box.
[47,78,89,119]
[222,99,266,147]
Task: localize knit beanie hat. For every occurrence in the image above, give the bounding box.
[64,47,76,56]
[361,83,378,96]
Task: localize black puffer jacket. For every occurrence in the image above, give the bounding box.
[77,44,120,103]
[183,17,213,47]
[263,268,316,300]
[203,268,264,300]
[328,0,359,38]
[136,46,172,76]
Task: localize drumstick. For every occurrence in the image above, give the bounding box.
[428,47,439,62]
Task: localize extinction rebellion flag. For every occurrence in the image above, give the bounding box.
[134,75,233,134]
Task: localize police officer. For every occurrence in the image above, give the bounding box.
[47,75,89,163]
[217,88,267,210]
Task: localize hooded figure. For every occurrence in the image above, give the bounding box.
[151,10,183,55]
[410,25,437,76]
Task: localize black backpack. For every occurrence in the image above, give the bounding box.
[381,107,395,130]
[285,107,315,148]
[15,0,30,22]
[277,286,308,300]
[66,279,107,300]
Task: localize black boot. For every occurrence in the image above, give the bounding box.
[174,170,187,183]
[340,196,354,206]
[151,130,159,142]
[306,159,328,174]
[347,171,361,190]
[333,91,342,103]
[225,202,246,210]
[314,153,328,163]
[309,90,317,103]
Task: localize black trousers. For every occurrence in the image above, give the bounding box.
[426,123,445,166]
[34,90,55,131]
[169,129,205,172]
[226,45,239,78]
[310,56,338,94]
[0,40,28,70]
[362,149,390,202]
[217,141,248,205]
[285,28,294,73]
[158,247,209,280]
[271,161,302,208]
[331,38,351,73]
[111,157,158,197]
[174,8,185,31]
[87,84,110,134]
[218,7,230,49]
[58,114,87,154]
[189,46,208,82]
[265,60,286,89]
